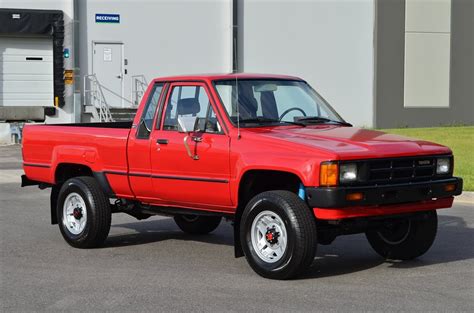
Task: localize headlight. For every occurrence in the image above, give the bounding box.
[340,163,358,182]
[436,158,451,174]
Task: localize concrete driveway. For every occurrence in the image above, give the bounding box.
[1,145,473,312]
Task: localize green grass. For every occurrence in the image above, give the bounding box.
[380,126,474,191]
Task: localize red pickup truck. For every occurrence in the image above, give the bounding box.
[22,73,463,279]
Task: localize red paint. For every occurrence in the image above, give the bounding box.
[314,197,454,220]
[22,73,456,220]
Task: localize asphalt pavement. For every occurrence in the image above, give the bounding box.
[1,145,473,312]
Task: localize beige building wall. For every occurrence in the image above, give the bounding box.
[404,0,452,108]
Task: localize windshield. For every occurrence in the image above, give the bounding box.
[213,79,346,127]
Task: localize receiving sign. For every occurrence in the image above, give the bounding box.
[95,14,120,24]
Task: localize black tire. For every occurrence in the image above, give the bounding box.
[240,191,317,280]
[366,211,438,260]
[174,215,221,234]
[57,176,111,248]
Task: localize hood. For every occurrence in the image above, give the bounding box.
[246,126,451,160]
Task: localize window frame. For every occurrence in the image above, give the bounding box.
[135,82,166,139]
[158,82,226,135]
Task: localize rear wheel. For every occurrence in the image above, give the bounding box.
[174,215,221,234]
[57,176,111,248]
[366,210,438,260]
[240,191,317,280]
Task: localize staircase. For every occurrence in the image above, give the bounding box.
[82,74,114,122]
[82,75,147,123]
[109,107,137,121]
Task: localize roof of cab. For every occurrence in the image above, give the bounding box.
[153,73,303,83]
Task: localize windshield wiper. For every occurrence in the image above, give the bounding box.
[296,116,352,126]
[239,117,306,127]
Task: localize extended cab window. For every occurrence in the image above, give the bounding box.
[163,85,222,133]
[136,83,164,138]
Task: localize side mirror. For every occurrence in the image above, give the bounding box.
[182,117,206,161]
[177,116,200,133]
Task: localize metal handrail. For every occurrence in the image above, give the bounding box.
[83,74,114,122]
[131,75,148,107]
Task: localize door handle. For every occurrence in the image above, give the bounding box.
[156,139,168,145]
[192,136,203,143]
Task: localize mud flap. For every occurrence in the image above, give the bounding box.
[50,185,60,225]
[234,210,244,258]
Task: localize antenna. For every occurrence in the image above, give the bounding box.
[233,37,241,139]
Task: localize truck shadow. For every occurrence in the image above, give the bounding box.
[302,214,474,279]
[106,217,234,248]
[105,214,473,279]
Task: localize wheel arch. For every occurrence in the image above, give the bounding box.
[233,169,304,258]
[54,163,93,184]
[51,163,114,225]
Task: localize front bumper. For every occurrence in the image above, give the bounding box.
[306,177,463,208]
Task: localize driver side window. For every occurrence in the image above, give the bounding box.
[163,85,222,133]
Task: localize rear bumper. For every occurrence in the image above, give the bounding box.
[306,177,462,220]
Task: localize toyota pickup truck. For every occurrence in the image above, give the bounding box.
[21,73,463,279]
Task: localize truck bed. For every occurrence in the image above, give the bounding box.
[22,122,132,195]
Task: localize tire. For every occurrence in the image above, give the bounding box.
[174,215,221,234]
[57,176,111,248]
[366,210,438,260]
[240,190,317,280]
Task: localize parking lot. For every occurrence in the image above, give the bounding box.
[1,144,473,312]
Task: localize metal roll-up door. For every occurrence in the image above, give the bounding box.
[0,37,54,107]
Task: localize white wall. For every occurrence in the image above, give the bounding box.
[241,0,375,127]
[1,0,375,126]
[79,0,233,107]
[0,0,76,123]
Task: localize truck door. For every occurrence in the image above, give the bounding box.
[149,82,232,210]
[127,82,166,201]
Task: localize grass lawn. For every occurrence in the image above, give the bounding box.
[380,126,474,191]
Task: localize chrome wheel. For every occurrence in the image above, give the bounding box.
[62,192,87,235]
[251,210,288,263]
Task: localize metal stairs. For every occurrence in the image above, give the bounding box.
[82,74,147,123]
[109,107,138,121]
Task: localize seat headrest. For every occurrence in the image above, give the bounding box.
[177,98,200,115]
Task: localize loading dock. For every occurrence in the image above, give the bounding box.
[0,8,64,121]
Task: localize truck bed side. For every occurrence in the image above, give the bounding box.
[22,123,133,198]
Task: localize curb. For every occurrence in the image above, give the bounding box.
[456,191,474,204]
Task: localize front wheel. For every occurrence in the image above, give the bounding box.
[240,191,317,280]
[366,210,438,260]
[57,176,111,248]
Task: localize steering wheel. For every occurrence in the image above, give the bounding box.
[279,107,307,121]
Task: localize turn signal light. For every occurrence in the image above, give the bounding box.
[346,192,364,201]
[320,162,339,186]
[444,184,456,192]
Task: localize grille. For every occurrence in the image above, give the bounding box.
[366,156,438,185]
